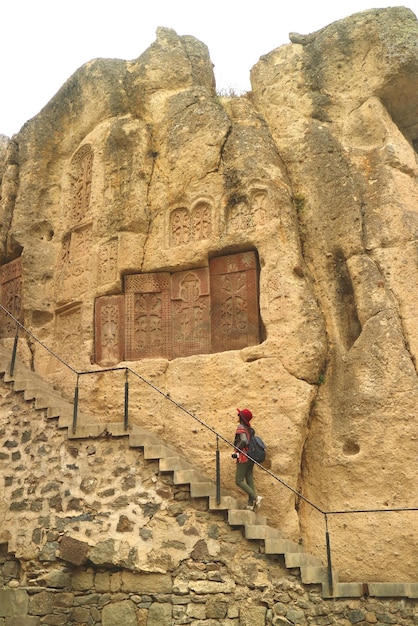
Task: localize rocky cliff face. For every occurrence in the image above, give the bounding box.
[0,8,417,582]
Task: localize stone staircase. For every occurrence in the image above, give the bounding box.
[0,346,417,600]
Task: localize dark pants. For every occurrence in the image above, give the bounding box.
[235,460,256,504]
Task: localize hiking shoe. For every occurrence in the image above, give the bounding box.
[245,504,254,511]
[254,496,263,510]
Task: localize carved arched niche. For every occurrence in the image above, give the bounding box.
[56,223,94,305]
[68,144,94,226]
[169,199,213,247]
[94,250,261,365]
[226,185,273,233]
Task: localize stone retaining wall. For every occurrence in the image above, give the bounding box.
[1,557,417,625]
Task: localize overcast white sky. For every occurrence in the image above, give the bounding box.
[1,1,415,137]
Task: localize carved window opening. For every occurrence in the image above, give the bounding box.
[0,258,22,338]
[94,251,261,364]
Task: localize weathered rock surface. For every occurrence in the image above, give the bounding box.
[0,8,417,584]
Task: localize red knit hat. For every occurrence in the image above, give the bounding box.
[237,408,253,425]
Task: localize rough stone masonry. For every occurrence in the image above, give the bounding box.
[0,5,417,592]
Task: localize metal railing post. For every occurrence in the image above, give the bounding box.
[216,435,221,505]
[325,514,334,595]
[124,368,129,430]
[72,374,80,434]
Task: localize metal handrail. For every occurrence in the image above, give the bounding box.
[1,303,416,592]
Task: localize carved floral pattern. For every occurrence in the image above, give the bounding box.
[95,252,260,364]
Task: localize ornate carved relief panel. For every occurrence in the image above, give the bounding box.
[170,208,191,246]
[171,268,210,358]
[98,239,118,285]
[106,164,130,205]
[250,189,269,226]
[125,273,171,360]
[169,201,212,246]
[191,202,212,241]
[55,305,82,363]
[94,252,260,363]
[58,224,93,302]
[210,251,260,352]
[227,188,270,232]
[94,296,125,365]
[228,198,253,231]
[69,144,93,224]
[0,258,22,337]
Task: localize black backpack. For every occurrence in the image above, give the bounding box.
[248,428,266,463]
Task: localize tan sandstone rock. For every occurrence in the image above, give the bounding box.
[0,9,417,582]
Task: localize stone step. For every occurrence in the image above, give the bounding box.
[321,581,364,599]
[173,469,211,485]
[129,432,161,448]
[24,385,65,402]
[228,509,267,526]
[190,482,217,498]
[209,495,242,511]
[244,524,283,540]
[143,444,177,460]
[34,392,92,430]
[407,583,418,598]
[67,423,108,439]
[67,421,128,439]
[42,398,74,415]
[285,551,323,568]
[58,415,73,429]
[4,370,48,387]
[46,404,75,421]
[265,537,304,555]
[300,564,330,585]
[159,456,193,472]
[103,422,129,437]
[367,582,411,597]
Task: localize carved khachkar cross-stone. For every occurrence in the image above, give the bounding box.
[125,273,171,360]
[171,268,211,358]
[170,202,212,246]
[210,252,259,352]
[70,144,93,224]
[94,251,260,364]
[94,296,125,365]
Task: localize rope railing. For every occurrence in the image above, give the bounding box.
[1,303,416,593]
